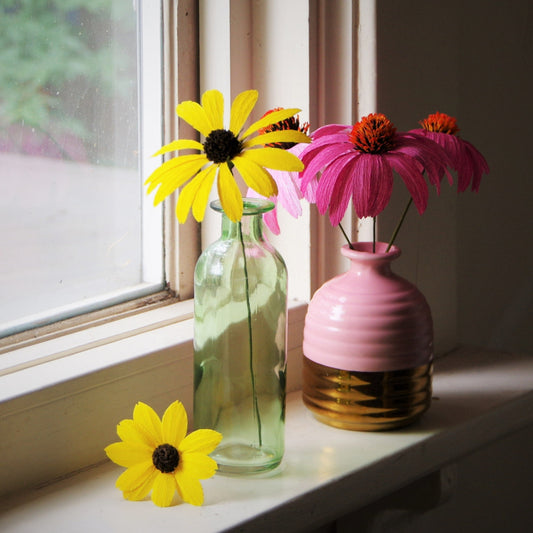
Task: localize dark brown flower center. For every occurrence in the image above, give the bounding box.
[152,444,180,473]
[259,108,310,149]
[349,113,396,154]
[419,111,459,135]
[203,129,242,163]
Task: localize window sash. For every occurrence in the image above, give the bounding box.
[0,1,165,339]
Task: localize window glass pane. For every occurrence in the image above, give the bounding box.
[0,1,163,337]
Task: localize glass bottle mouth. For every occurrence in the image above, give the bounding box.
[210,197,275,216]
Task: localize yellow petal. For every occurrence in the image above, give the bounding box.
[192,166,218,222]
[145,157,180,187]
[244,147,304,171]
[133,402,163,447]
[179,429,222,455]
[176,100,213,137]
[175,470,204,506]
[232,155,278,198]
[116,460,156,500]
[144,154,206,189]
[217,163,243,222]
[105,441,152,468]
[152,157,207,205]
[179,452,218,479]
[151,473,178,507]
[243,130,311,148]
[229,90,258,135]
[176,165,217,223]
[161,400,188,448]
[242,107,301,139]
[201,89,224,130]
[152,138,203,158]
[123,469,159,502]
[116,419,154,449]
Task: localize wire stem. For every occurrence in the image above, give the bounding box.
[238,221,262,447]
[338,222,354,249]
[386,197,413,252]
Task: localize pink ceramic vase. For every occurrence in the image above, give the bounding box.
[302,242,433,431]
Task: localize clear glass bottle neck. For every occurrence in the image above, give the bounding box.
[221,213,265,242]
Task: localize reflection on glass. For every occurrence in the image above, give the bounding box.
[0,1,160,335]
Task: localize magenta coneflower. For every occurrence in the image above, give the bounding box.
[411,111,489,192]
[299,113,450,225]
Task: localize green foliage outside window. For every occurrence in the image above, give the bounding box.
[0,0,137,166]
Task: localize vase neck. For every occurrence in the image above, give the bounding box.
[221,213,265,242]
[341,242,401,275]
[211,198,274,243]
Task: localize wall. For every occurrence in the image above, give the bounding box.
[455,1,533,354]
[373,0,533,355]
[332,425,533,533]
[354,1,533,528]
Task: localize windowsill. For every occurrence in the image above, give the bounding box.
[1,346,532,532]
[0,299,309,500]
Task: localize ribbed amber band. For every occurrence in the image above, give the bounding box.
[302,357,433,431]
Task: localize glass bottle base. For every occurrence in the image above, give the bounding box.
[212,442,282,475]
[302,356,433,431]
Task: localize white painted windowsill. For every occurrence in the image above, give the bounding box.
[1,347,532,533]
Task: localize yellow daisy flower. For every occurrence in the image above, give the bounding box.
[105,400,222,507]
[144,89,311,222]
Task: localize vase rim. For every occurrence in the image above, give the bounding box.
[210,197,275,216]
[341,241,401,260]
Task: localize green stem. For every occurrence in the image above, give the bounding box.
[338,222,354,249]
[238,221,262,447]
[386,197,413,252]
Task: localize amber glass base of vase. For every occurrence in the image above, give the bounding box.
[302,357,433,431]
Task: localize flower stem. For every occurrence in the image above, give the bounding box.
[372,217,376,253]
[338,222,354,249]
[386,197,413,252]
[238,221,262,447]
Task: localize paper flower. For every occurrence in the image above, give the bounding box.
[412,111,489,192]
[105,400,222,507]
[144,89,310,223]
[246,109,310,234]
[299,113,450,225]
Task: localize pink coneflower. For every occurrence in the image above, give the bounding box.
[411,111,489,192]
[247,109,311,234]
[299,113,450,225]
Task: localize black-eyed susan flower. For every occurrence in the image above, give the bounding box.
[412,111,489,192]
[145,89,311,223]
[105,400,222,507]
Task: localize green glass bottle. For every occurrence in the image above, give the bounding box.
[193,198,287,474]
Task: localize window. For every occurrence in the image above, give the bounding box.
[0,0,359,499]
[0,0,164,338]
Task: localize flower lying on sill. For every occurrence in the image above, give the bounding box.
[145,89,310,223]
[105,400,222,507]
